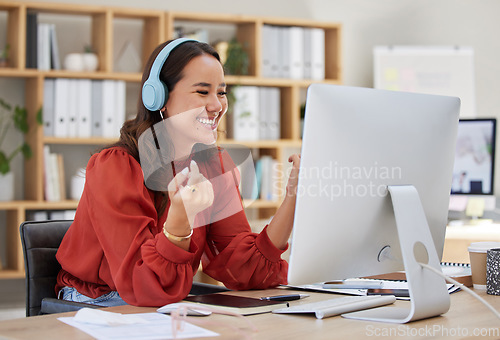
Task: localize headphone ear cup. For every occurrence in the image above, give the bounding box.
[142,79,166,112]
[142,38,197,112]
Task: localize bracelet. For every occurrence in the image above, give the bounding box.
[163,227,193,242]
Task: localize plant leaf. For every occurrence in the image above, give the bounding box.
[0,151,9,174]
[13,106,29,133]
[36,107,43,125]
[0,98,11,111]
[21,143,32,158]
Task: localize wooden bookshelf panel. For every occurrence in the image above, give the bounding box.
[24,76,44,201]
[0,4,24,70]
[325,26,342,82]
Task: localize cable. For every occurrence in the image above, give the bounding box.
[419,262,500,320]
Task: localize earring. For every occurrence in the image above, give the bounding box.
[159,110,164,120]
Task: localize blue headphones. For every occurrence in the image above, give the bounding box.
[142,38,197,112]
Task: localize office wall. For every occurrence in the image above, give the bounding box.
[2,0,500,195]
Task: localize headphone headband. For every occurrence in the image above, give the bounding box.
[142,38,198,111]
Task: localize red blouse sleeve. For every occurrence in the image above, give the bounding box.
[201,150,289,290]
[59,148,198,306]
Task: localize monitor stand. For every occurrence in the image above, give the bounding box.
[342,185,450,323]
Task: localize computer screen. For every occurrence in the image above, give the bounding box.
[451,118,496,195]
[287,84,460,287]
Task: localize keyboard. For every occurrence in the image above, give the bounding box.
[272,295,396,319]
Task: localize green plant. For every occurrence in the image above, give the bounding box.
[0,43,9,60]
[0,98,41,175]
[224,38,249,75]
[84,44,95,53]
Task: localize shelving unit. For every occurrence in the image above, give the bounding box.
[0,1,342,278]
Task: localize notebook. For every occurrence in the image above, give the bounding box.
[363,262,472,287]
[175,293,288,316]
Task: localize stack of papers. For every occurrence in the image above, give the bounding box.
[58,308,218,340]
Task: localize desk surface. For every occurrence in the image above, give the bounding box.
[443,223,500,263]
[1,289,499,339]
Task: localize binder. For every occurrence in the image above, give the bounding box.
[288,26,304,79]
[258,87,269,139]
[261,25,274,78]
[49,24,61,70]
[91,80,103,137]
[26,12,38,68]
[310,28,325,80]
[53,78,69,137]
[114,80,126,138]
[42,78,55,137]
[269,26,281,78]
[66,79,78,138]
[37,23,51,71]
[232,86,260,141]
[267,87,281,140]
[303,28,313,79]
[278,27,290,78]
[101,80,116,138]
[279,26,304,79]
[77,79,92,138]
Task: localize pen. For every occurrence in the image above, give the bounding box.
[260,294,309,301]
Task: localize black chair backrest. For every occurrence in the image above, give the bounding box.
[20,220,72,316]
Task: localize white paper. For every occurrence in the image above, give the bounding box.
[373,45,476,117]
[58,312,219,340]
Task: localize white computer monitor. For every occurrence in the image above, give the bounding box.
[288,84,460,322]
[449,118,496,216]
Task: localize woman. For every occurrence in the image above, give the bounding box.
[55,39,300,307]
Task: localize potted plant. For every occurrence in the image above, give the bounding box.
[224,38,249,76]
[0,98,40,200]
[0,43,9,67]
[82,44,99,71]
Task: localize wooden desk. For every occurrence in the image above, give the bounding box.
[1,288,499,339]
[443,223,500,263]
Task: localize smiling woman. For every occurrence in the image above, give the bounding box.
[54,39,300,308]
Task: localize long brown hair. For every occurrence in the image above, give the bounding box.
[105,40,222,216]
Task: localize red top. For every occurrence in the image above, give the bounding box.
[56,147,288,307]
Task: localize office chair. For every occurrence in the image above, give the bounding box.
[20,219,229,317]
[20,220,98,316]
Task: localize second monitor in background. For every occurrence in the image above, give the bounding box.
[450,118,496,218]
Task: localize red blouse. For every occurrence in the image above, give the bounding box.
[55,147,288,307]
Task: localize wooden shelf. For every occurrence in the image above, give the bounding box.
[243,199,281,209]
[0,270,25,279]
[0,200,79,210]
[43,136,118,145]
[219,139,302,148]
[0,1,342,279]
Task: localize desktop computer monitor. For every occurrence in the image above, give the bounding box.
[449,118,496,215]
[287,84,460,322]
[451,118,496,195]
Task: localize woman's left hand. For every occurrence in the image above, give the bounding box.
[286,154,301,198]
